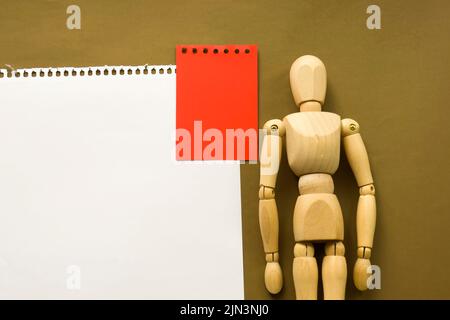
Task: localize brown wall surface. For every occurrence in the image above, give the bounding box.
[1,0,449,299]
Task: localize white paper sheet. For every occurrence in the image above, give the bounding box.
[0,66,243,299]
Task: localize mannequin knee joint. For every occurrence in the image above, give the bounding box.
[294,242,314,257]
[325,241,345,256]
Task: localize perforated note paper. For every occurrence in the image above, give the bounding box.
[176,45,258,161]
[0,66,243,299]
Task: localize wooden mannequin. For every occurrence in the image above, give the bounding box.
[259,55,376,299]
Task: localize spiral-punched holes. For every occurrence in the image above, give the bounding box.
[180,47,252,55]
[0,66,176,79]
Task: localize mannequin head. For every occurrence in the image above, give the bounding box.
[289,55,327,112]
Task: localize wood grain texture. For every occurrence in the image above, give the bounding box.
[259,198,283,294]
[284,112,341,176]
[264,262,283,294]
[356,194,376,248]
[299,101,322,112]
[298,173,334,195]
[293,256,318,300]
[293,193,344,242]
[259,120,285,295]
[324,241,345,256]
[290,55,327,107]
[260,122,283,188]
[259,134,282,187]
[322,255,347,300]
[259,199,279,253]
[342,119,373,187]
[353,258,372,291]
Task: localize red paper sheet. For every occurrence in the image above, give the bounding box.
[176,45,258,161]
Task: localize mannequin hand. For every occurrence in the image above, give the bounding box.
[353,258,372,291]
[265,262,283,294]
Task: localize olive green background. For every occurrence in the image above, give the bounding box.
[1,0,450,299]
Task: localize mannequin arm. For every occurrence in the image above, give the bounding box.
[259,119,285,294]
[342,119,376,291]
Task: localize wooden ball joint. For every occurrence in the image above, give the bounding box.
[258,55,376,299]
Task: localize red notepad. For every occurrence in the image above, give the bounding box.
[176,45,258,161]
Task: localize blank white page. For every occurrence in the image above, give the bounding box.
[0,66,243,299]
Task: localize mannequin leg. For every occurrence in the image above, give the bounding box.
[322,241,347,300]
[293,242,318,300]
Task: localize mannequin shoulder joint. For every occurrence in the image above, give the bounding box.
[263,119,285,137]
[341,118,360,137]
